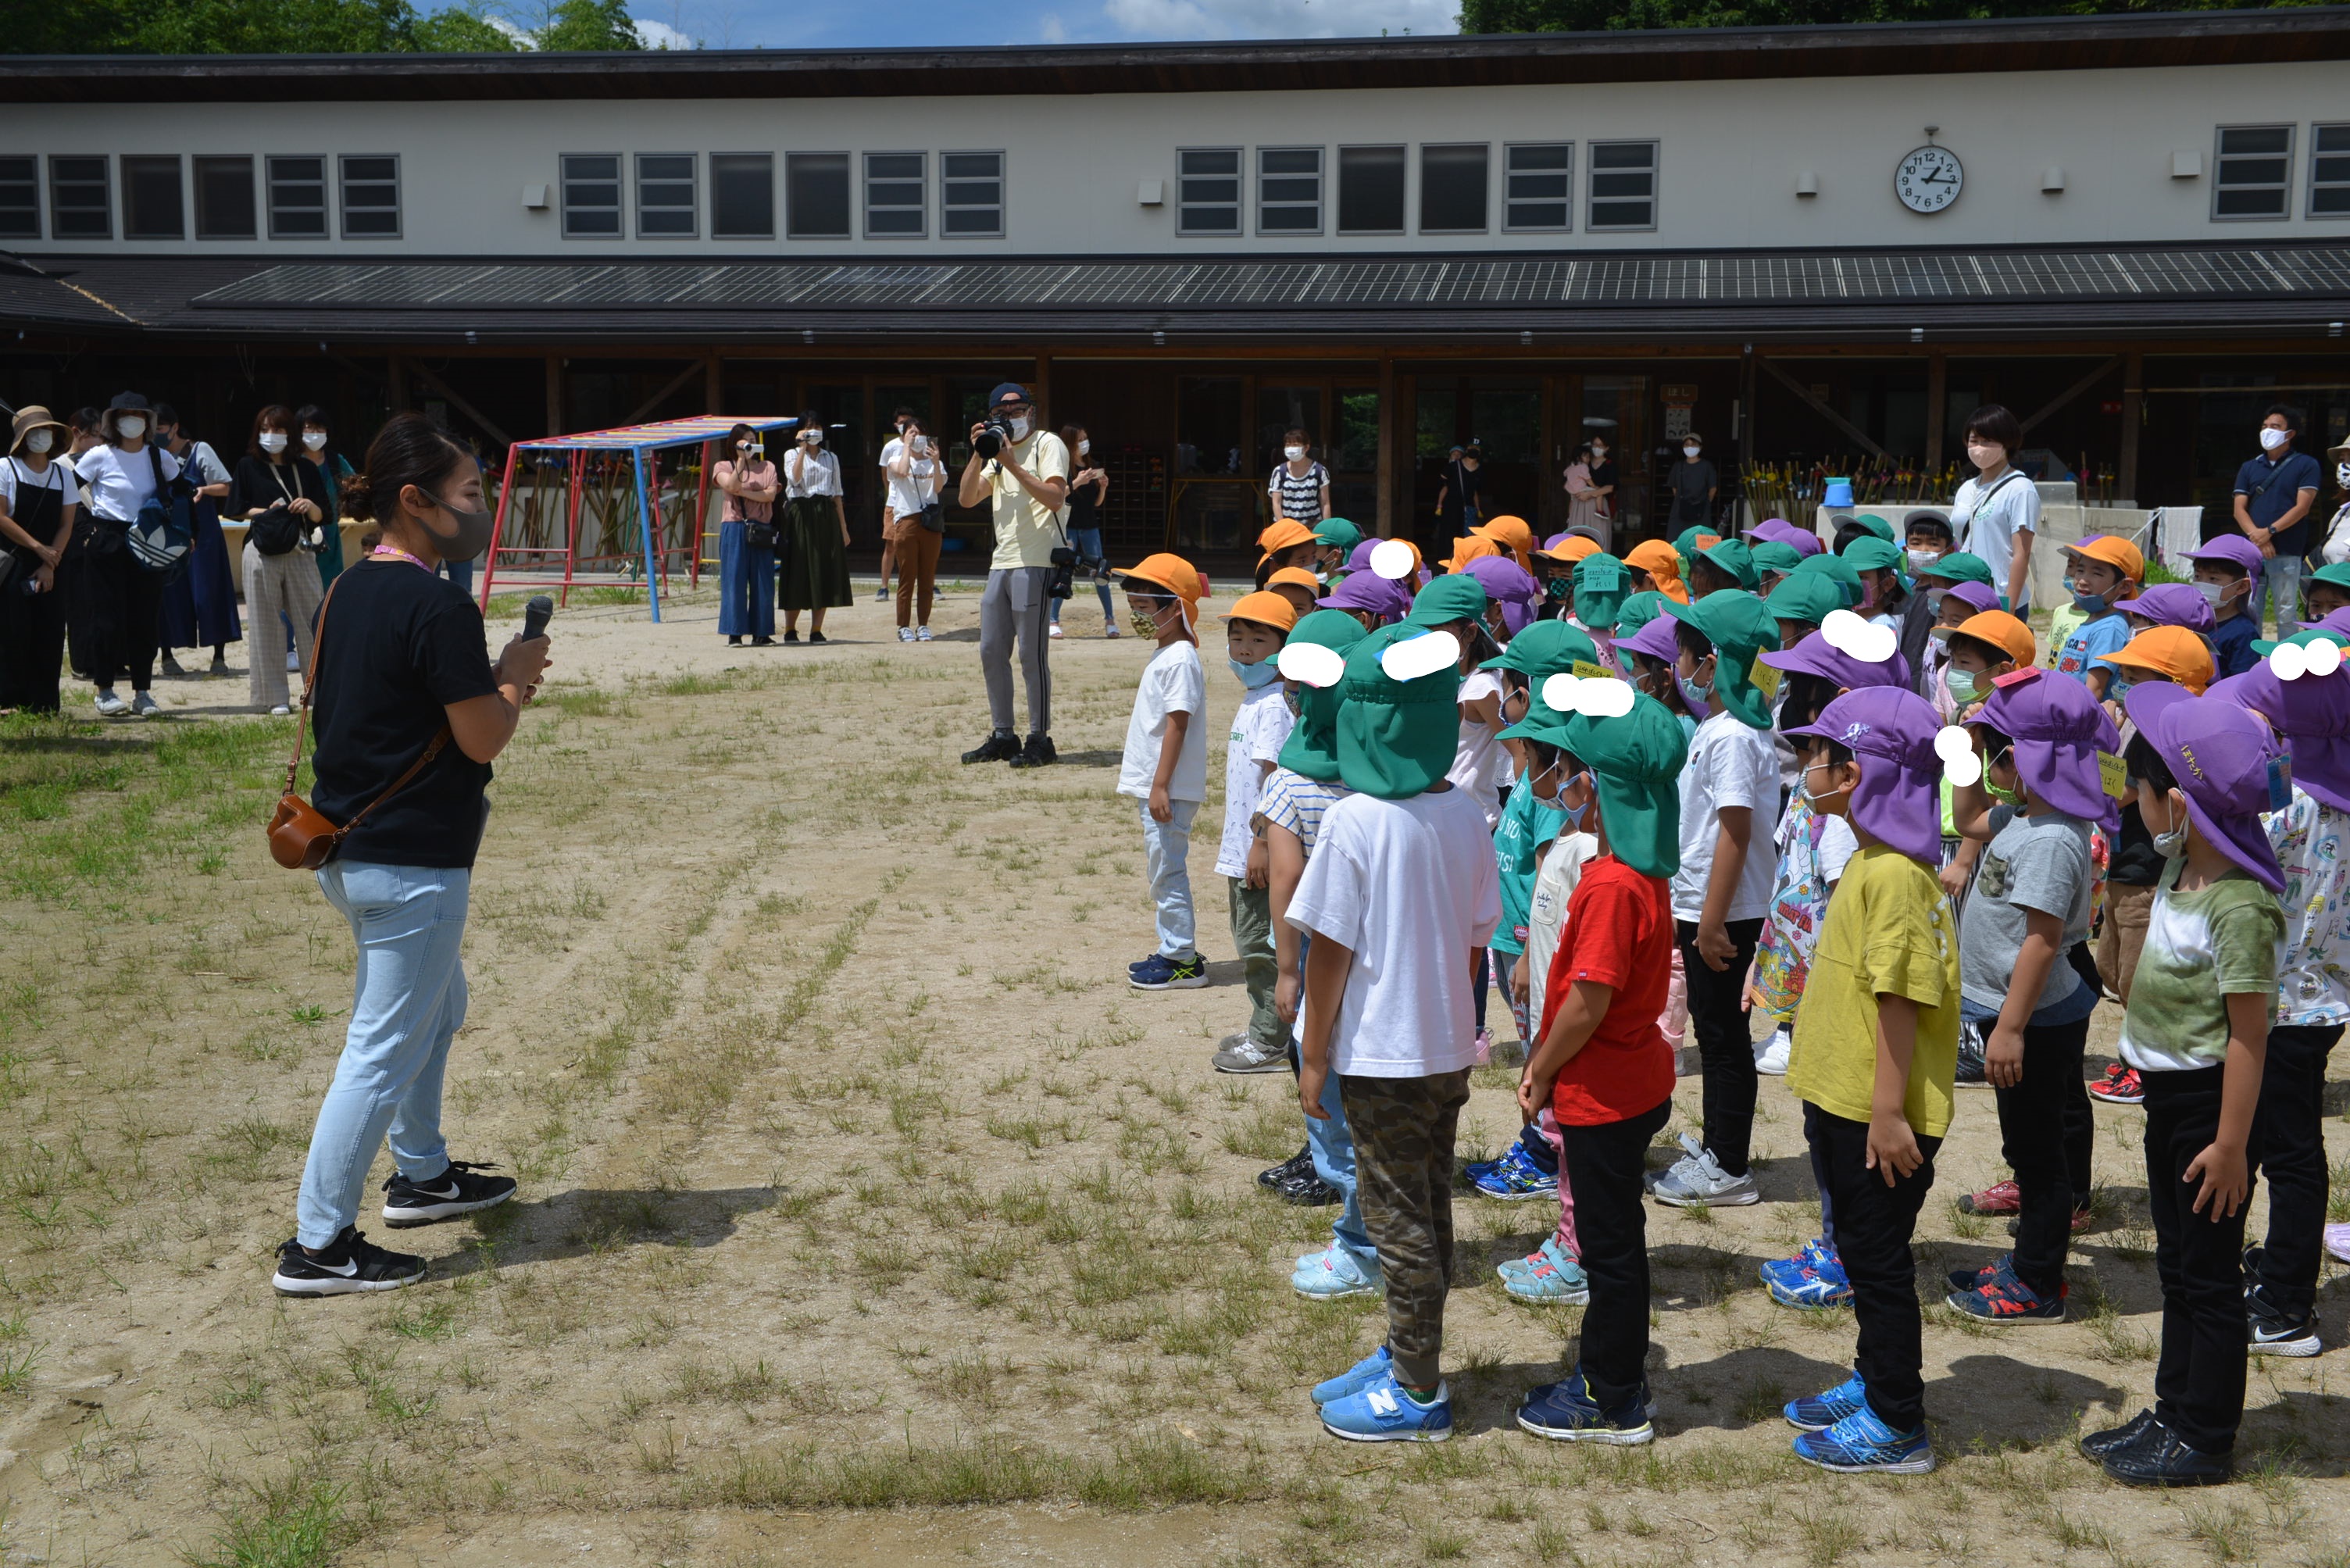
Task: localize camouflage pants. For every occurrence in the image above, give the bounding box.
[1340,1069,1473,1388]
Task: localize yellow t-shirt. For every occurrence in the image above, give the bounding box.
[1787,841,1962,1138]
[987,428,1071,572]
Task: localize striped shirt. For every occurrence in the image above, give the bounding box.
[1255,766,1351,858]
[1269,462,1328,526]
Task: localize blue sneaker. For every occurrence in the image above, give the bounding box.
[1310,1345,1392,1406]
[1792,1405,1934,1474]
[1129,952,1209,991]
[1759,1236,1833,1290]
[1784,1371,1869,1432]
[1470,1142,1559,1202]
[1319,1370,1452,1443]
[1293,1245,1382,1301]
[1504,1248,1589,1305]
[1498,1234,1570,1283]
[1947,1257,2066,1324]
[1768,1252,1853,1310]
[1516,1368,1655,1445]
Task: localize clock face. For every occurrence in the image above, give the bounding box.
[1895,145,1963,213]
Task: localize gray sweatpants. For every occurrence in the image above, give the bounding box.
[980,566,1053,736]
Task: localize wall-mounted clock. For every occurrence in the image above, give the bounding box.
[1895,144,1964,214]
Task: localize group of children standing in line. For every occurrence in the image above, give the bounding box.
[1109,476,2349,1487]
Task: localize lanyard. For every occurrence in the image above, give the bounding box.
[370,546,434,573]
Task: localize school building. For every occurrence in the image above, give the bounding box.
[2,9,2347,570]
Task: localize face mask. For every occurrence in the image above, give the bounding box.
[426,491,495,563]
[1907,548,1942,573]
[1078,440,1090,455]
[2152,796,2189,858]
[1284,445,1305,462]
[1545,577,1572,602]
[1966,443,2002,470]
[23,430,52,455]
[1984,772,2023,808]
[1799,760,1852,807]
[1678,673,1713,713]
[1229,656,1282,689]
[2261,427,2291,452]
[116,416,145,440]
[302,430,327,452]
[1683,445,1702,459]
[2105,675,2135,703]
[1943,666,1979,706]
[259,431,288,454]
[1591,445,1607,459]
[2192,580,2235,612]
[1131,611,1163,639]
[2072,587,2109,615]
[1008,416,1031,440]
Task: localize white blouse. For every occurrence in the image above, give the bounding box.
[785,448,842,499]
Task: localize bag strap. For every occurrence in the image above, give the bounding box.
[281,568,455,835]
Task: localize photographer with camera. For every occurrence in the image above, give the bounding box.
[957,382,1070,769]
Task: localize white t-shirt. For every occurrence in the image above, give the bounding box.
[1525,830,1600,1021]
[1448,669,1512,827]
[182,440,231,490]
[73,443,180,523]
[880,438,941,518]
[784,447,842,498]
[0,455,81,514]
[1118,641,1210,804]
[1670,711,1780,923]
[1287,787,1503,1077]
[1216,682,1297,879]
[1952,470,2039,612]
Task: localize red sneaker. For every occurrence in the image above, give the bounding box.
[2089,1064,2145,1105]
[1959,1179,2022,1216]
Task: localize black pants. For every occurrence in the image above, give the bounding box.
[1805,1102,1941,1433]
[0,574,66,713]
[2145,1066,2253,1455]
[1562,1098,1673,1411]
[2253,1023,2343,1316]
[1677,916,1763,1175]
[1991,1013,2094,1298]
[66,521,162,692]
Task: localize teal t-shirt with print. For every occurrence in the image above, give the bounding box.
[1492,784,1566,957]
[2117,862,2286,1073]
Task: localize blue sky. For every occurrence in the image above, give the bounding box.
[477,0,1460,49]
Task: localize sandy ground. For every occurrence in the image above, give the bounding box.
[2,575,2348,1566]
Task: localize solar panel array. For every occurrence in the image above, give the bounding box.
[193,248,2350,313]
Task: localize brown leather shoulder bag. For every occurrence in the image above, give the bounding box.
[267,571,453,870]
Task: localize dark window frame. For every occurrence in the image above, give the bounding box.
[0,156,37,241]
[1256,146,1323,238]
[862,149,927,240]
[786,151,853,241]
[1418,142,1491,235]
[1587,139,1659,234]
[635,152,698,240]
[1502,141,1573,234]
[2306,122,2348,220]
[123,154,186,241]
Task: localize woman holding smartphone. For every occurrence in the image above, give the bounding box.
[1050,423,1116,639]
[778,412,851,645]
[714,423,780,646]
[885,417,945,641]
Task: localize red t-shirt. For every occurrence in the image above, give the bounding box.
[1543,854,1677,1127]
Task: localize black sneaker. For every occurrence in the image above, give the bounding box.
[2248,1284,2323,1357]
[381,1160,517,1228]
[727,635,742,646]
[272,1227,427,1296]
[751,635,774,647]
[1260,1146,1313,1189]
[2101,1419,2232,1487]
[1008,733,1058,770]
[1280,1172,1340,1207]
[1955,1022,1988,1087]
[962,730,1020,765]
[809,631,828,645]
[783,630,800,645]
[2080,1408,2160,1461]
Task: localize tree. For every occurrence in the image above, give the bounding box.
[532,0,645,48]
[1457,0,2326,33]
[0,0,662,53]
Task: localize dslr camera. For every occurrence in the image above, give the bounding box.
[972,419,1014,460]
[1048,543,1078,602]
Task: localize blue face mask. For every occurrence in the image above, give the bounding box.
[1230,656,1282,689]
[2105,674,2135,703]
[2073,590,2109,615]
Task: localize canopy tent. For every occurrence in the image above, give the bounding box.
[477,414,797,623]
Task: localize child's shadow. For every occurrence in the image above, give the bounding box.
[1649,1344,1859,1434]
[1930,1354,2127,1451]
[2240,1388,2350,1477]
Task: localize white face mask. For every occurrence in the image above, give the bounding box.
[259,431,288,454]
[1683,445,1701,459]
[2261,427,2291,452]
[1077,439,1090,455]
[1007,415,1030,440]
[1591,444,1606,457]
[23,430,52,455]
[1284,445,1305,462]
[116,416,145,440]
[302,430,327,451]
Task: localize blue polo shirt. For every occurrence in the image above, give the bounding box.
[2235,449,2323,555]
[2212,611,2259,680]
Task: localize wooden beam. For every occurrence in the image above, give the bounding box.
[704,352,723,415]
[622,360,705,427]
[2017,355,2124,436]
[2117,349,2144,506]
[544,354,564,438]
[405,359,514,450]
[1376,353,1396,538]
[1755,355,1887,459]
[1924,351,1948,471]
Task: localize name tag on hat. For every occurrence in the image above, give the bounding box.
[1570,660,1609,681]
[1749,657,1783,701]
[2097,751,2129,800]
[1992,667,2043,690]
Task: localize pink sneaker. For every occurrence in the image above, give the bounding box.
[2326,1223,2350,1268]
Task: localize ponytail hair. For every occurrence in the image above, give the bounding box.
[341,412,473,524]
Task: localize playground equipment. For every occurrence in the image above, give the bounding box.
[477,414,797,623]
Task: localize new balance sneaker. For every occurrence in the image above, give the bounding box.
[2089,1063,2145,1105]
[1498,1234,1572,1284]
[271,1227,427,1296]
[381,1160,517,1228]
[1260,1147,1312,1190]
[1946,1258,2066,1323]
[2100,1419,2231,1488]
[1294,1245,1381,1301]
[1785,1373,1870,1433]
[1504,1248,1589,1305]
[2079,1408,2160,1460]
[1211,1034,1290,1074]
[2247,1284,2322,1357]
[1791,1405,1934,1474]
[1759,1237,1834,1291]
[1320,1370,1451,1443]
[959,729,1020,765]
[1648,1140,1759,1208]
[1767,1252,1852,1309]
[1129,952,1209,990]
[1470,1142,1559,1202]
[1958,1178,2021,1216]
[1754,1025,1792,1077]
[1311,1346,1392,1406]
[1516,1369,1653,1445]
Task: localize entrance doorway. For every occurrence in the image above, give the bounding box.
[1413,374,1543,547]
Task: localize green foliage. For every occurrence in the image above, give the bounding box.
[0,0,659,54]
[1458,0,2324,34]
[534,0,645,49]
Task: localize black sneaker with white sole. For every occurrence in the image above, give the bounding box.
[272,1227,427,1296]
[381,1159,517,1228]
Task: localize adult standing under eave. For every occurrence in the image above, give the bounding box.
[959,381,1071,770]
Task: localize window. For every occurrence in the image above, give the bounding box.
[193,155,255,240]
[1257,147,1322,234]
[0,157,38,240]
[711,152,773,239]
[1504,142,1572,232]
[1177,148,1241,236]
[267,155,326,239]
[636,154,695,238]
[48,156,109,241]
[2310,123,2350,219]
[1337,145,1405,234]
[121,155,184,240]
[340,155,399,238]
[1588,140,1658,231]
[786,152,850,239]
[2213,124,2292,220]
[1419,144,1489,234]
[562,154,622,238]
[862,152,925,238]
[941,151,1003,238]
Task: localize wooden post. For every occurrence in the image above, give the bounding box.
[1376,353,1397,538]
[544,354,564,438]
[2118,349,2144,507]
[1925,352,1948,473]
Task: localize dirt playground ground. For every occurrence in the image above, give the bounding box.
[2,577,2349,1567]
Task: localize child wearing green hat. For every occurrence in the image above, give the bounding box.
[1842,536,1912,634]
[1295,623,1502,1444]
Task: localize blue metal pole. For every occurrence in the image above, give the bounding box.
[634,448,662,624]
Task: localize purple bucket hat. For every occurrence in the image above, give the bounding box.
[1757,627,1912,692]
[2124,684,2290,892]
[1782,686,1947,868]
[1972,668,2121,832]
[1619,612,1683,666]
[2188,534,2266,577]
[2208,663,2350,814]
[2118,581,2216,635]
[1318,569,1412,624]
[1934,580,2002,619]
[1750,518,1824,558]
[1464,555,1542,637]
[2302,605,2350,634]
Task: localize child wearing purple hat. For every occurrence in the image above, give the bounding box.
[2188,535,2264,680]
[2084,686,2288,1487]
[1777,686,1961,1476]
[1318,570,1410,631]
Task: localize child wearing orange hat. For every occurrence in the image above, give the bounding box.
[1113,555,1213,991]
[1257,520,1323,590]
[1265,566,1323,621]
[1210,591,1302,1072]
[1624,539,1691,605]
[2052,535,2145,698]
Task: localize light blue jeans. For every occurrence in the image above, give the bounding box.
[2258,553,2304,636]
[295,861,471,1247]
[1049,526,1116,625]
[1139,797,1201,958]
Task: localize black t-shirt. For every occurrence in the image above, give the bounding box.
[310,559,501,869]
[228,454,330,523]
[1669,458,1717,520]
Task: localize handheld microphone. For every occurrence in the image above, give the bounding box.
[523,595,554,642]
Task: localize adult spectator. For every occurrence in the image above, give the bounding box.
[1563,441,1613,546]
[1050,422,1115,641]
[1666,431,1716,533]
[957,381,1070,769]
[298,405,355,588]
[1267,427,1330,529]
[873,405,916,605]
[712,423,778,648]
[2233,402,2323,631]
[1951,405,2039,617]
[154,404,240,677]
[0,406,77,716]
[70,391,181,719]
[271,412,544,1298]
[778,410,851,645]
[230,403,330,715]
[2321,439,2350,565]
[66,408,102,460]
[1434,443,1482,535]
[885,417,945,643]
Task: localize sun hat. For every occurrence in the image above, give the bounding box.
[1661,591,1779,729]
[2123,684,2290,892]
[1554,692,1691,880]
[1318,570,1411,624]
[1916,550,1995,590]
[1573,552,1630,630]
[1928,580,2004,625]
[1312,519,1363,553]
[1695,538,1761,591]
[1276,610,1369,783]
[1836,513,1898,548]
[1481,617,1599,677]
[1782,686,1947,869]
[1945,609,2037,670]
[1258,518,1320,562]
[1463,554,1543,637]
[2105,625,2216,695]
[1618,611,1684,667]
[1538,532,1602,564]
[1266,566,1323,595]
[2188,534,2266,577]
[1759,626,1912,692]
[2061,534,2146,584]
[2212,661,2350,814]
[1752,540,1805,580]
[1841,536,1907,577]
[1442,534,1503,572]
[2253,625,2350,658]
[1969,667,2121,831]
[1113,552,1209,613]
[1336,623,1463,799]
[1222,589,1299,632]
[1474,515,1538,572]
[2306,561,2350,598]
[1750,518,1821,557]
[1405,572,1489,630]
[8,405,67,455]
[2117,582,2216,636]
[1792,551,1864,608]
[101,391,152,438]
[1765,572,1845,631]
[1672,526,1722,577]
[1903,508,1954,538]
[1625,540,1690,605]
